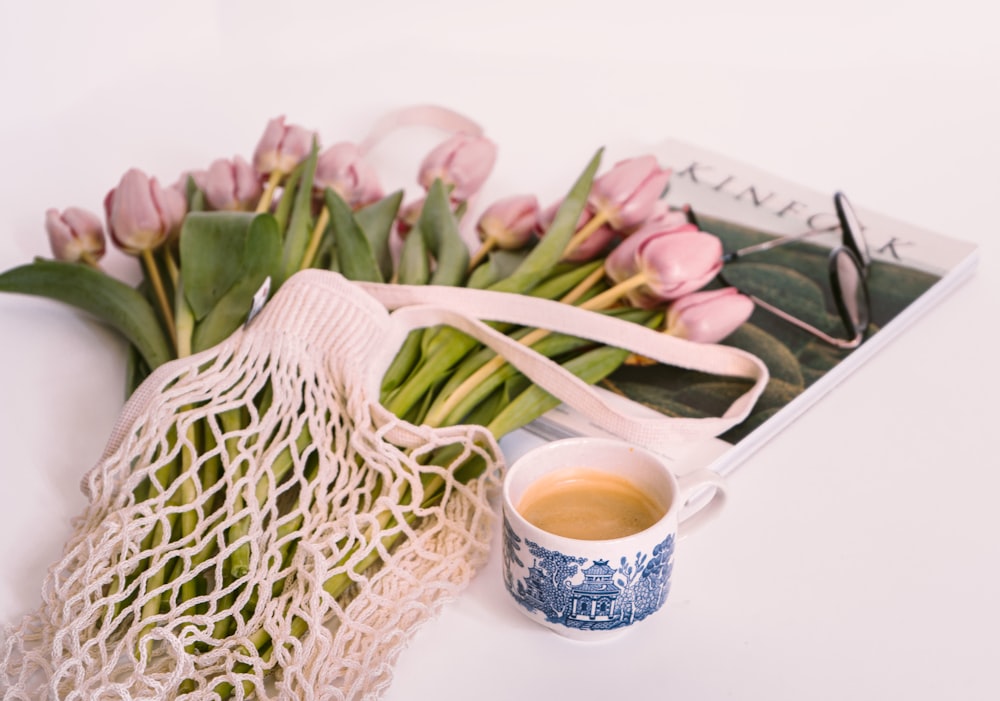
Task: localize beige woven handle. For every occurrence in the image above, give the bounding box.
[358,281,770,449]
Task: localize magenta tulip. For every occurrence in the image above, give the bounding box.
[589,155,672,232]
[315,142,384,209]
[604,225,723,308]
[665,288,754,343]
[418,133,497,202]
[202,156,262,211]
[104,168,187,254]
[252,116,315,176]
[45,207,106,265]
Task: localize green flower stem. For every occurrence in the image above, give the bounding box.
[168,418,202,613]
[486,335,656,439]
[467,235,498,271]
[525,259,604,301]
[171,256,195,360]
[433,309,658,427]
[298,205,330,270]
[424,267,635,427]
[562,207,611,259]
[140,248,176,352]
[256,170,283,214]
[382,328,480,419]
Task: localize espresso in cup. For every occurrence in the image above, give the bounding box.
[516,467,665,540]
[502,437,727,640]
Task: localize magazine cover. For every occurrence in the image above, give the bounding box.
[526,139,981,475]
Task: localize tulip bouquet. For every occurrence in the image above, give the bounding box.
[0,113,755,697]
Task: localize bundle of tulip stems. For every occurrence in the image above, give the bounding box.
[0,115,754,697]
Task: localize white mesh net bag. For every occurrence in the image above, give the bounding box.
[1,268,769,700]
[1,271,504,700]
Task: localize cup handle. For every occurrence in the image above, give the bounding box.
[676,469,728,538]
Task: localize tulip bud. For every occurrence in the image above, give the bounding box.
[476,194,539,250]
[104,168,187,255]
[537,201,617,262]
[45,207,106,264]
[315,142,384,209]
[590,155,672,232]
[605,226,723,307]
[202,155,262,211]
[252,115,315,175]
[665,288,754,343]
[418,133,497,202]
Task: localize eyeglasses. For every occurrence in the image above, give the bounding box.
[687,192,872,350]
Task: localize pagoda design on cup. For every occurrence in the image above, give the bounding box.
[503,519,676,632]
[567,560,621,623]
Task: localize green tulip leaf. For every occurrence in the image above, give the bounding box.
[190,213,282,352]
[419,179,469,286]
[272,160,305,234]
[325,188,383,283]
[397,220,431,286]
[179,211,259,320]
[355,190,403,281]
[467,248,532,289]
[489,148,602,295]
[0,259,172,370]
[280,141,320,284]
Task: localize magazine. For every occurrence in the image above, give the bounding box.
[524,139,980,476]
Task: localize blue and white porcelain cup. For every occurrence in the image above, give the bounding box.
[501,437,727,641]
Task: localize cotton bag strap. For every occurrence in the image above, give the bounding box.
[357,280,769,450]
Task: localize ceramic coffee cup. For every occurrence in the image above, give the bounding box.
[501,437,726,641]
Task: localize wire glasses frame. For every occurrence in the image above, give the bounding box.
[689,192,872,350]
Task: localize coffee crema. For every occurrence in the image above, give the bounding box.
[516,467,665,540]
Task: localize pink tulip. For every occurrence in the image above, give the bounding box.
[641,199,690,232]
[104,168,187,254]
[252,115,315,175]
[315,142,384,209]
[45,207,106,264]
[590,155,672,232]
[476,194,539,250]
[418,133,497,201]
[202,155,262,211]
[605,226,723,307]
[665,288,754,343]
[537,201,618,262]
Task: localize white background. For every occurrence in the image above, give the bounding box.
[1,1,998,699]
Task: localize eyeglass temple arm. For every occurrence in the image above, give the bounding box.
[722,223,841,263]
[683,205,842,263]
[748,294,862,350]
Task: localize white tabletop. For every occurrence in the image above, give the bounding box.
[1,2,998,699]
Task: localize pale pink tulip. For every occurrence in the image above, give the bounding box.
[315,142,383,209]
[590,155,672,232]
[640,199,690,232]
[45,207,106,264]
[418,133,497,201]
[203,155,262,211]
[104,169,187,254]
[252,115,315,175]
[666,288,754,343]
[605,226,723,307]
[476,194,539,249]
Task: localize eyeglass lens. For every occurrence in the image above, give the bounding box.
[829,247,871,340]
